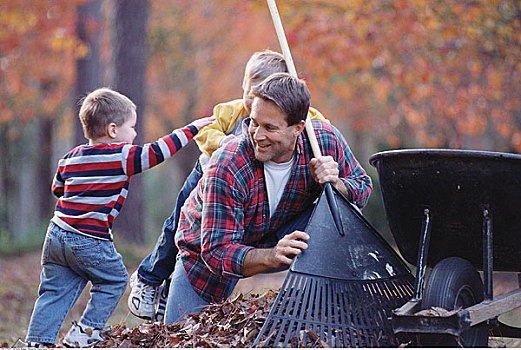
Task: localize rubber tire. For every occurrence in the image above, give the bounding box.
[420,257,488,347]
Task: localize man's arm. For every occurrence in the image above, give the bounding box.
[242,230,310,277]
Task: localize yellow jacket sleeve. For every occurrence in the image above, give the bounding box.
[194,99,248,157]
[308,106,330,124]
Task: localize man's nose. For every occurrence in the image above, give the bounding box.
[253,126,265,140]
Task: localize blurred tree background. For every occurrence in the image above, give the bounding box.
[1,0,520,251]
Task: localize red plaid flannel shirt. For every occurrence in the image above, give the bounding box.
[175,120,372,303]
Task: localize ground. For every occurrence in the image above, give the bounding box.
[0,250,286,347]
[1,251,520,347]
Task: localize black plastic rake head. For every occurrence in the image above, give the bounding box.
[254,187,415,347]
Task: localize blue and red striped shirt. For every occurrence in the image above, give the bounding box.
[176,119,372,303]
[51,124,199,241]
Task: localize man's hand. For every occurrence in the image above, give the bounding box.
[269,230,310,267]
[309,155,339,185]
[309,156,349,197]
[243,230,309,277]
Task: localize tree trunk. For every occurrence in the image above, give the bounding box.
[111,0,149,243]
[0,124,12,237]
[75,0,102,145]
[36,116,54,222]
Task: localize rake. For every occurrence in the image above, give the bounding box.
[253,1,415,347]
[254,187,415,347]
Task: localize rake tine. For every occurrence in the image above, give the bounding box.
[273,273,302,346]
[281,274,308,347]
[315,279,324,342]
[379,280,395,308]
[336,285,350,347]
[377,283,396,343]
[341,284,356,347]
[326,281,334,347]
[293,272,313,345]
[365,283,388,346]
[332,283,341,347]
[255,272,295,347]
[356,282,373,346]
[302,275,319,345]
[366,284,384,346]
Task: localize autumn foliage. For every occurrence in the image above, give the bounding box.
[1,0,521,240]
[279,0,521,151]
[2,0,521,150]
[0,0,85,134]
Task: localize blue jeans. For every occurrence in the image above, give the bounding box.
[163,257,208,324]
[26,222,128,344]
[137,161,203,286]
[164,206,314,324]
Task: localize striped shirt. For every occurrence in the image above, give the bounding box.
[51,124,199,241]
[176,119,372,303]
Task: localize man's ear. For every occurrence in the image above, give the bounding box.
[107,123,118,139]
[294,120,306,137]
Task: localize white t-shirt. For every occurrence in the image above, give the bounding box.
[264,157,294,218]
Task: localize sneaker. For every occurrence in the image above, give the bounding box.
[25,341,53,348]
[128,271,159,319]
[154,277,171,322]
[63,321,103,347]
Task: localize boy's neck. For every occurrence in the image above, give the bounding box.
[89,136,113,145]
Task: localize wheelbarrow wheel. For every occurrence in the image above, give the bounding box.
[420,257,488,347]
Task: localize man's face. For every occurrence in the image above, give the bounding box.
[248,97,305,163]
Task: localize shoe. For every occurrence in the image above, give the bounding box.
[154,277,171,322]
[63,321,103,347]
[128,271,159,319]
[25,341,53,348]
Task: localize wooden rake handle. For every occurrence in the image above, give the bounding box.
[266,0,344,235]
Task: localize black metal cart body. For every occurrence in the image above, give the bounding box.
[370,149,521,346]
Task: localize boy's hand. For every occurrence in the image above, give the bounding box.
[191,116,216,130]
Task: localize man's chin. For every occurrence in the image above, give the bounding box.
[254,150,270,162]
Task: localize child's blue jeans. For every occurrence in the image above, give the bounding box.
[25,222,128,344]
[137,160,203,286]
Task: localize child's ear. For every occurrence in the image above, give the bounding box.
[107,123,118,139]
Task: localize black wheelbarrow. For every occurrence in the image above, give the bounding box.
[370,149,521,347]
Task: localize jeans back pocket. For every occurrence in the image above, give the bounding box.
[69,236,104,268]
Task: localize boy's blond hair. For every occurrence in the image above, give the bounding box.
[244,50,288,87]
[79,87,136,139]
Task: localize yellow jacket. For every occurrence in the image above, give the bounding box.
[195,99,330,157]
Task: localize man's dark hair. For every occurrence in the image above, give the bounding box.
[252,72,310,126]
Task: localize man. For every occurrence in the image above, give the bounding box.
[164,72,372,323]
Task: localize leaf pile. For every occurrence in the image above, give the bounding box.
[94,291,277,348]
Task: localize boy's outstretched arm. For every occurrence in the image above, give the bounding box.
[123,116,214,177]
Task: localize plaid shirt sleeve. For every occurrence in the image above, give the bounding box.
[314,121,372,209]
[199,154,254,278]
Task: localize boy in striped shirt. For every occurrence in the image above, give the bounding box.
[25,87,214,348]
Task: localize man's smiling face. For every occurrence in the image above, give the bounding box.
[248,97,304,163]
